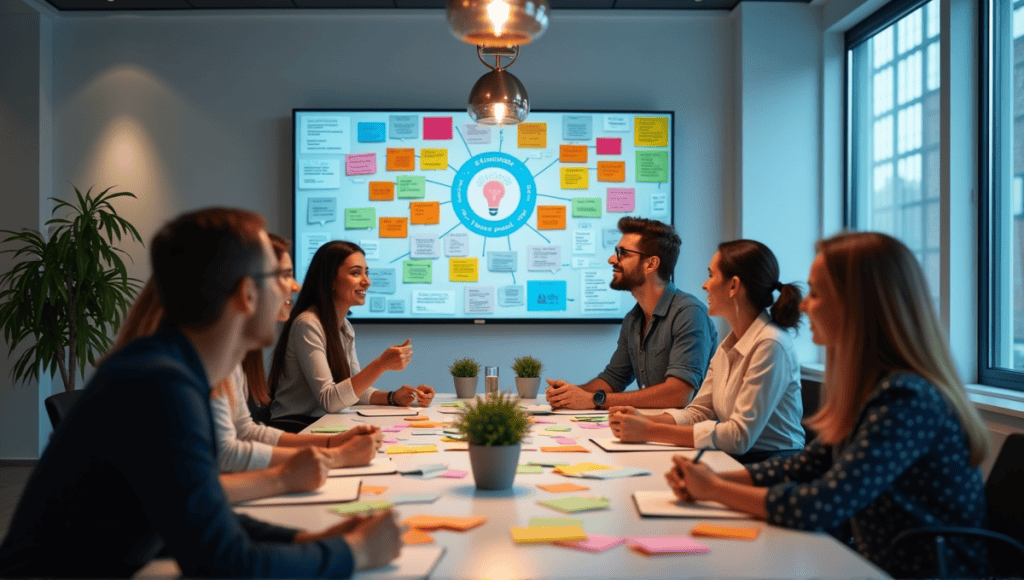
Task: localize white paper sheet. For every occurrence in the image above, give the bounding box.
[240,477,361,507]
[590,438,691,452]
[329,457,397,478]
[632,490,752,519]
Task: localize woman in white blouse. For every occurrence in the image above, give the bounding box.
[268,240,434,431]
[609,239,805,464]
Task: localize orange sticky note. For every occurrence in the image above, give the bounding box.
[560,144,588,163]
[537,206,567,230]
[517,123,547,148]
[690,523,761,540]
[406,415,430,422]
[403,528,435,544]
[360,485,388,496]
[369,181,395,201]
[540,445,591,453]
[386,148,415,171]
[379,217,408,238]
[408,421,445,428]
[538,483,590,493]
[597,161,626,182]
[403,515,486,531]
[409,201,440,225]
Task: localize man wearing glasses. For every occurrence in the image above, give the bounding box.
[546,217,716,410]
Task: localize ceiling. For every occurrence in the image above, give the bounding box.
[43,0,809,14]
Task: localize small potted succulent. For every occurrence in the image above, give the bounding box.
[511,355,544,399]
[449,357,481,399]
[453,391,532,490]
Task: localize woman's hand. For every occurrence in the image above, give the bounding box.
[377,339,412,372]
[665,454,719,503]
[297,510,403,570]
[327,424,378,448]
[608,406,653,443]
[280,447,331,493]
[390,385,426,407]
[332,432,380,468]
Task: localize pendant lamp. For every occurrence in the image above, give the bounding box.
[467,46,529,126]
[446,0,550,48]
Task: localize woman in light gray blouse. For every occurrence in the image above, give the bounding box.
[267,241,434,432]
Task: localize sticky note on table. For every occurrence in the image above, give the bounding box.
[345,207,376,229]
[537,483,590,493]
[536,206,567,230]
[560,144,588,163]
[390,493,442,505]
[386,445,437,454]
[387,148,415,171]
[538,496,610,513]
[396,175,426,199]
[529,517,583,528]
[555,534,626,553]
[690,523,761,540]
[420,148,448,170]
[540,445,590,453]
[627,536,709,555]
[511,526,587,544]
[379,217,408,238]
[572,198,602,218]
[636,150,669,183]
[360,485,388,495]
[517,122,547,148]
[403,528,435,545]
[555,437,577,445]
[410,201,440,225]
[346,152,377,176]
[517,464,544,474]
[369,181,395,201]
[408,421,445,428]
[309,425,349,433]
[579,467,651,479]
[403,515,487,531]
[561,167,589,190]
[634,117,669,147]
[596,137,622,155]
[554,463,614,477]
[441,469,468,479]
[597,161,626,182]
[423,117,453,140]
[329,499,393,515]
[528,460,570,467]
[449,258,479,282]
[403,260,432,284]
[544,425,571,432]
[607,188,635,212]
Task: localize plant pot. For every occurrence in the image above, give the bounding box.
[453,376,479,398]
[467,443,521,490]
[514,377,541,399]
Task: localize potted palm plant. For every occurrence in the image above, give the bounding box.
[452,391,531,490]
[449,356,481,398]
[0,186,143,393]
[511,355,544,399]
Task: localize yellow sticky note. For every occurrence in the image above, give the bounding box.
[379,217,408,238]
[559,144,588,163]
[444,442,469,451]
[420,148,448,170]
[634,117,669,147]
[386,148,416,171]
[386,445,437,454]
[449,257,479,282]
[517,123,548,148]
[511,526,587,544]
[536,206,567,230]
[410,201,440,225]
[561,167,589,190]
[541,445,591,454]
[369,181,395,201]
[553,463,613,476]
[597,161,626,182]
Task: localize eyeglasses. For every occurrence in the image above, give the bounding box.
[253,268,294,285]
[614,246,651,260]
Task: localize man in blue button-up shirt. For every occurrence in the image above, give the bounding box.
[546,217,716,410]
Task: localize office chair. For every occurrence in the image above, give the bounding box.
[44,390,83,430]
[887,433,1024,579]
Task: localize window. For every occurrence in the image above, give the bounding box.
[980,0,1024,390]
[847,0,941,308]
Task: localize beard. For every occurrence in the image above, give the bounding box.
[609,265,644,291]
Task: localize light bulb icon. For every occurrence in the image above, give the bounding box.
[482,180,505,216]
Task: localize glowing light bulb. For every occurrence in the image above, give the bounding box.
[482,180,506,216]
[486,0,511,37]
[492,102,507,122]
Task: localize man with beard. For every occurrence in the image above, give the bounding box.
[545,217,716,410]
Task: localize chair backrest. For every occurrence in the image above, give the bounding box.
[44,390,83,430]
[800,378,822,441]
[986,433,1024,545]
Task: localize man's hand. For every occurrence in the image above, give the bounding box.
[280,447,331,493]
[413,384,435,407]
[332,433,379,468]
[342,510,403,570]
[378,339,412,372]
[608,406,652,443]
[327,424,378,447]
[544,379,594,410]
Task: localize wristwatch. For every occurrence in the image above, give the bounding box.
[592,390,607,409]
[387,391,396,406]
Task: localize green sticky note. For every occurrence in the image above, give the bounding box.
[396,175,426,199]
[529,516,584,528]
[440,401,466,408]
[545,425,571,432]
[329,499,393,515]
[571,197,602,218]
[517,464,544,474]
[403,260,432,284]
[345,207,376,229]
[636,150,669,183]
[538,496,610,513]
[528,460,570,467]
[310,425,349,433]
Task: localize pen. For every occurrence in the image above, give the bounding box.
[692,448,708,464]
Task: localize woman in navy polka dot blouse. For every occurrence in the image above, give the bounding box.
[666,231,992,578]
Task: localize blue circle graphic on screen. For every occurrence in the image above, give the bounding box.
[451,152,536,238]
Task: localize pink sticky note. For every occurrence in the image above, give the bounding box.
[627,536,709,555]
[607,188,636,212]
[556,437,576,445]
[596,137,622,155]
[441,469,468,479]
[394,423,409,428]
[579,423,606,430]
[423,117,453,140]
[382,427,403,433]
[383,438,398,444]
[533,419,555,424]
[556,534,626,553]
[345,152,377,176]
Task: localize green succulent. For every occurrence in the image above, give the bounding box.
[452,391,531,446]
[448,357,481,378]
[510,355,543,378]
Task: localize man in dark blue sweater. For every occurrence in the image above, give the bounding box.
[0,208,400,578]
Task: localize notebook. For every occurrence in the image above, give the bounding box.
[632,491,752,519]
[240,477,361,506]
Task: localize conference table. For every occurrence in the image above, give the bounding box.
[227,394,891,580]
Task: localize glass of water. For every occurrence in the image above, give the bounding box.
[484,366,499,396]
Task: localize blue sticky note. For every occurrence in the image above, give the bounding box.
[357,122,386,142]
[387,300,406,314]
[369,296,386,313]
[527,280,567,312]
[367,268,397,294]
[390,493,441,505]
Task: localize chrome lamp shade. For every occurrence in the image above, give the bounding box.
[447,0,550,48]
[468,68,530,126]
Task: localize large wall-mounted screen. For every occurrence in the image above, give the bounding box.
[293,109,674,323]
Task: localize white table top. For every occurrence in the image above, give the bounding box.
[231,395,891,580]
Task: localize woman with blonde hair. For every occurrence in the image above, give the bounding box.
[666,231,990,578]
